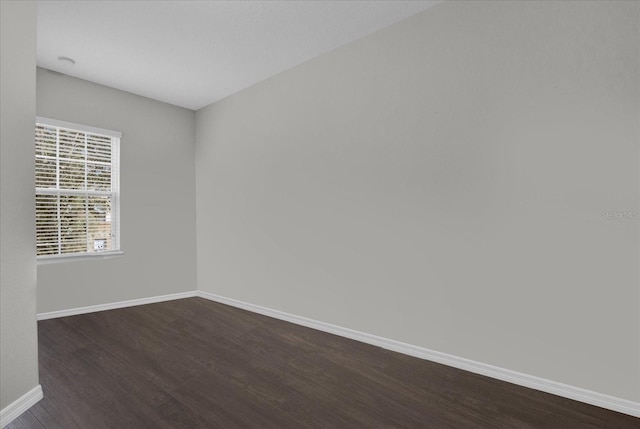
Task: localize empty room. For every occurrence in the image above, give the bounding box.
[1,0,638,428]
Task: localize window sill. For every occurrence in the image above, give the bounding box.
[37,250,124,265]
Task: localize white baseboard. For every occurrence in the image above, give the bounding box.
[37,291,197,320]
[0,385,43,428]
[196,290,640,418]
[32,289,639,417]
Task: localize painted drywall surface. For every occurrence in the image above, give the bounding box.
[0,1,40,410]
[36,69,197,313]
[196,0,640,401]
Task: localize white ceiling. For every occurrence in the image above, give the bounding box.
[37,1,439,110]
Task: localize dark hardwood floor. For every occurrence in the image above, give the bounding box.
[7,297,638,428]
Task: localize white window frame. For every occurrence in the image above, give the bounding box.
[35,117,123,264]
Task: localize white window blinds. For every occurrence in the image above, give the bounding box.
[35,118,121,259]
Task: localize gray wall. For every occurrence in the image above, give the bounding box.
[0,1,40,410]
[196,0,639,402]
[36,69,197,313]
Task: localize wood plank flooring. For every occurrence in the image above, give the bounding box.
[7,297,638,428]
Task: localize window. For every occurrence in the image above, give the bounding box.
[35,117,121,261]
